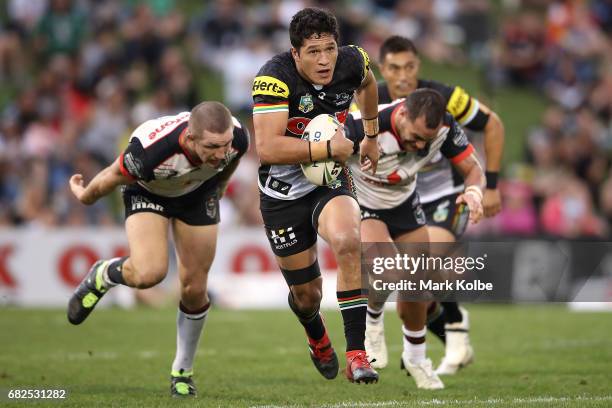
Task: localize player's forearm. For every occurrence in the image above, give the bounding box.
[354,71,379,125]
[455,154,485,191]
[483,111,504,173]
[256,136,312,165]
[79,165,124,205]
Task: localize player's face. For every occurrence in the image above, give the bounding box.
[380,51,420,100]
[396,107,440,152]
[192,128,234,169]
[292,34,338,86]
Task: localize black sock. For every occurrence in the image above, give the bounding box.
[288,292,325,341]
[442,302,463,324]
[337,289,368,352]
[107,257,128,285]
[427,302,446,343]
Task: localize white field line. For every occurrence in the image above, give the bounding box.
[250,395,612,408]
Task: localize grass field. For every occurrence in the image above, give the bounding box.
[1,305,610,407]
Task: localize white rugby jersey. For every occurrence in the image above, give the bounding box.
[377,80,489,204]
[118,112,249,197]
[347,102,474,210]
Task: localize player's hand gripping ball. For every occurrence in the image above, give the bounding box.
[301,114,345,186]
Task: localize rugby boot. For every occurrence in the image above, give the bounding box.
[171,371,197,397]
[308,331,339,379]
[67,260,113,325]
[345,350,379,384]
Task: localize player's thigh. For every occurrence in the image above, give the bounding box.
[172,219,218,283]
[361,218,394,243]
[395,225,430,243]
[317,195,361,248]
[427,225,456,243]
[125,212,170,272]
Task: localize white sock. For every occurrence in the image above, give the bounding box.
[171,303,210,376]
[402,325,427,365]
[101,257,121,289]
[366,306,384,323]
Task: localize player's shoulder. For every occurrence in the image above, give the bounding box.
[417,78,456,100]
[339,45,370,77]
[253,51,295,100]
[130,112,190,148]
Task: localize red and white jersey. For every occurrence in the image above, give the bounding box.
[347,102,474,210]
[119,112,249,197]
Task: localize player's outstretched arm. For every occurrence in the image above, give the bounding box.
[453,153,485,224]
[479,102,505,217]
[69,159,132,205]
[354,70,380,173]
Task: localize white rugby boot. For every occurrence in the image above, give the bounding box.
[364,311,388,369]
[401,355,444,390]
[435,307,474,375]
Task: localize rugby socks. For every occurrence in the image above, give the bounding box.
[442,302,463,324]
[171,302,210,377]
[366,305,384,320]
[288,292,326,341]
[403,326,427,365]
[337,289,368,351]
[427,302,446,343]
[102,257,127,288]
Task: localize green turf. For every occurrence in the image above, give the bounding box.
[0,305,610,407]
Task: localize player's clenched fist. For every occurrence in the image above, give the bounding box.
[329,127,354,164]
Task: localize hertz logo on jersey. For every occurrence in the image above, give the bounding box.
[252,76,290,98]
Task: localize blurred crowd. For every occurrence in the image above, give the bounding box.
[0,0,610,238]
[473,0,612,239]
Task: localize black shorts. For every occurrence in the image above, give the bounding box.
[122,182,220,226]
[422,193,469,238]
[360,191,427,239]
[260,171,356,257]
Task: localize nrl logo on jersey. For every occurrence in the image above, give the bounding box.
[334,93,350,106]
[299,94,314,113]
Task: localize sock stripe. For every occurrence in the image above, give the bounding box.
[337,294,365,302]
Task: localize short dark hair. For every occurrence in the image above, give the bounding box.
[289,8,339,50]
[404,89,446,129]
[379,35,419,62]
[189,101,233,138]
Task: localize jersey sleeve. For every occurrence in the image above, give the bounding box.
[440,117,475,164]
[231,118,250,160]
[119,139,155,182]
[252,58,291,115]
[345,45,371,86]
[423,80,490,131]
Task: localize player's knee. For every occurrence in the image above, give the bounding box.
[329,229,360,258]
[292,284,322,312]
[131,265,167,289]
[180,278,206,302]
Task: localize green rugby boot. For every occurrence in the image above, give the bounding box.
[67,260,113,325]
[171,371,197,397]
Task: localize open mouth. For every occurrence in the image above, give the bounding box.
[317,68,331,78]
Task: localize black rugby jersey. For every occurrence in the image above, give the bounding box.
[253,45,370,200]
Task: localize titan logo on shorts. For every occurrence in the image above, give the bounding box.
[131,196,164,212]
[252,76,290,98]
[270,227,297,250]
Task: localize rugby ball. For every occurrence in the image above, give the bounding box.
[300,114,344,186]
